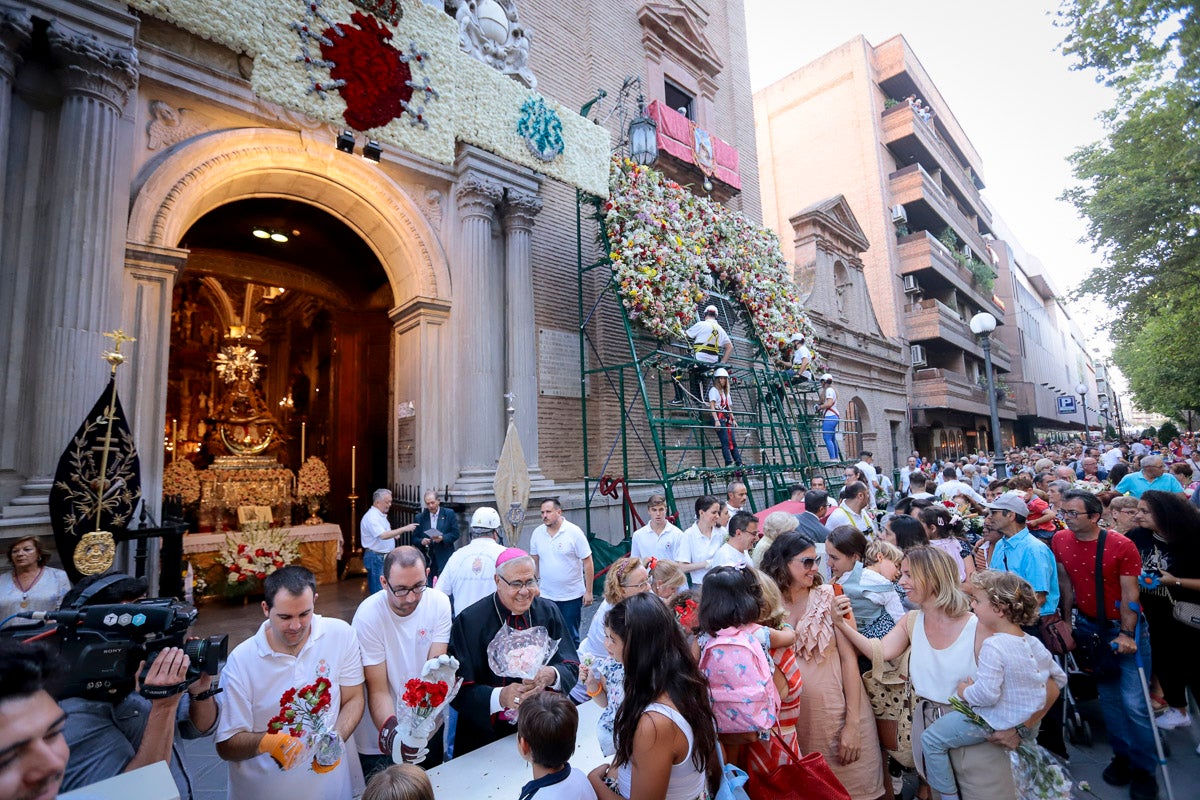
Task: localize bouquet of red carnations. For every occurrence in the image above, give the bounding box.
[392,654,461,765]
[267,677,343,773]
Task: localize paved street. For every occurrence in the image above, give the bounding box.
[178,577,1200,800]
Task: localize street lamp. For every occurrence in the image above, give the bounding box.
[628,95,658,166]
[1100,394,1110,439]
[969,311,1006,478]
[1076,382,1090,445]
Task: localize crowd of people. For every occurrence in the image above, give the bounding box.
[3,435,1200,800]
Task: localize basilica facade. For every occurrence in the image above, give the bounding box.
[0,0,766,556]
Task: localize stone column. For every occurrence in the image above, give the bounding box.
[452,175,505,493]
[501,190,545,478]
[0,6,31,506]
[27,23,137,481]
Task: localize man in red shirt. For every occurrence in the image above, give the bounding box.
[1053,490,1159,800]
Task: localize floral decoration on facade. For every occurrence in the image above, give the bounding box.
[297,456,331,498]
[517,95,563,162]
[267,677,344,772]
[162,459,201,505]
[291,0,346,98]
[319,12,438,131]
[350,0,401,25]
[604,158,822,366]
[125,0,609,195]
[217,523,300,589]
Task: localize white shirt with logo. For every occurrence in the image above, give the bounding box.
[351,588,452,754]
[218,615,364,800]
[438,538,506,615]
[530,520,592,601]
[630,522,686,562]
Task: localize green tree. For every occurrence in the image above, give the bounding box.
[1059,2,1200,412]
[1142,426,1158,441]
[1158,420,1180,442]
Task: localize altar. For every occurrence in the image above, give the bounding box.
[183,523,343,587]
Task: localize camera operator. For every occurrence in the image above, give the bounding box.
[0,639,69,800]
[58,574,221,800]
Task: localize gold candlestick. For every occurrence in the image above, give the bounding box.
[300,421,306,463]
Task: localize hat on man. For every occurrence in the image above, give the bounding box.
[984,492,1029,517]
[820,373,833,382]
[703,304,718,316]
[470,506,502,531]
[496,547,530,568]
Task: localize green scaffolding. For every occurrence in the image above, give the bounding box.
[576,191,849,581]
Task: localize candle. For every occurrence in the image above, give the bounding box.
[171,419,178,463]
[300,422,306,463]
[351,445,356,491]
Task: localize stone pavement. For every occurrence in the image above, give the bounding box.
[178,577,1200,800]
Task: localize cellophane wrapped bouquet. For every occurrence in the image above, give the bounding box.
[392,654,461,765]
[948,696,1073,799]
[486,624,560,721]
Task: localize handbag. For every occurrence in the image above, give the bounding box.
[1038,611,1076,655]
[862,638,914,768]
[1166,589,1200,631]
[714,742,751,800]
[1070,530,1120,678]
[745,731,852,800]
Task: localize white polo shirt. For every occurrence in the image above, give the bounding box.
[351,588,452,754]
[360,505,393,554]
[630,521,686,562]
[711,542,753,569]
[530,520,592,601]
[682,524,726,584]
[217,615,364,800]
[437,537,506,615]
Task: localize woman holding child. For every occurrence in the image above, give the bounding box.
[834,547,1060,800]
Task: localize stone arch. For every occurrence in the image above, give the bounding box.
[127,127,451,306]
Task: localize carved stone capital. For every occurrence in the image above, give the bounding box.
[0,5,32,83]
[502,189,543,232]
[47,21,138,110]
[455,175,503,220]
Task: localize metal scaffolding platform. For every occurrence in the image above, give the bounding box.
[576,191,848,540]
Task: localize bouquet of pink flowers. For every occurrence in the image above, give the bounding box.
[486,625,560,721]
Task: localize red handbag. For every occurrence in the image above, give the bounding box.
[745,732,852,800]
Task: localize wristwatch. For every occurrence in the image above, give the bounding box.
[1119,629,1136,639]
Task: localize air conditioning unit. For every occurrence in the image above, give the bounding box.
[902,275,921,294]
[891,204,908,224]
[910,344,928,367]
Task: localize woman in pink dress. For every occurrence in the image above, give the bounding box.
[761,533,886,800]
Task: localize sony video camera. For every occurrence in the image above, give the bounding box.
[3,598,227,701]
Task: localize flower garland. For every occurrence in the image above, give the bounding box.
[125,0,610,196]
[162,459,201,505]
[297,456,331,498]
[604,158,822,366]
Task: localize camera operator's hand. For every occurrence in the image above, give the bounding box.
[139,647,190,704]
[259,732,306,770]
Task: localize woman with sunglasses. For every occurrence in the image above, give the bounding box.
[761,533,885,800]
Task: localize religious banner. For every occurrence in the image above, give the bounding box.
[126,0,610,195]
[49,376,143,581]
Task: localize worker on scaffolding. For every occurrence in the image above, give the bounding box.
[671,304,733,407]
[709,367,743,467]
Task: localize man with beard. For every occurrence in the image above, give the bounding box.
[448,548,578,756]
[0,640,68,800]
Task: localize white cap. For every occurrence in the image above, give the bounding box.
[713,367,729,378]
[790,332,805,343]
[820,373,833,382]
[470,506,502,530]
[704,304,718,316]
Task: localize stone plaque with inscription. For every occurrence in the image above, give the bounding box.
[538,328,588,398]
[397,417,416,469]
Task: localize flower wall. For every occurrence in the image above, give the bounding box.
[604,159,822,366]
[127,0,610,195]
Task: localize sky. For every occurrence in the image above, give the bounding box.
[743,0,1117,351]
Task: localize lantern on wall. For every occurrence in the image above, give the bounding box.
[628,95,658,166]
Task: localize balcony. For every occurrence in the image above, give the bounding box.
[881,103,989,227]
[889,163,990,261]
[904,298,1013,373]
[912,367,1017,419]
[898,231,1004,315]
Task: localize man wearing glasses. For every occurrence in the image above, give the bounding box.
[353,546,453,776]
[449,547,579,756]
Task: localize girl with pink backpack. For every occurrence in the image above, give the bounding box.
[696,566,794,766]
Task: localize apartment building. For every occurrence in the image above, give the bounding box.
[755,34,1026,459]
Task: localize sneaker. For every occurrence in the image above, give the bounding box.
[1103,755,1131,787]
[668,399,684,407]
[1155,708,1192,730]
[1129,768,1159,800]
